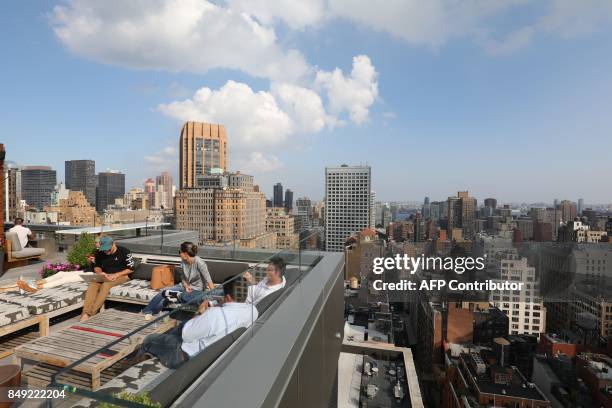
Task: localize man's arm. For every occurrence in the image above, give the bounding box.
[93,253,104,275]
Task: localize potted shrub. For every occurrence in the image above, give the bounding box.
[67,232,96,270]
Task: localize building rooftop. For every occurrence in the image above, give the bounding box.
[55,222,171,235]
[461,352,549,402]
[578,353,612,381]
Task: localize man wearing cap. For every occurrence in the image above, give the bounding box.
[81,236,135,321]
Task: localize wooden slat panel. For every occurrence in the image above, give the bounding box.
[16,310,176,390]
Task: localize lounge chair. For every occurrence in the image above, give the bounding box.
[4,232,45,268]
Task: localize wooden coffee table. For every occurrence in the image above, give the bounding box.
[15,309,175,390]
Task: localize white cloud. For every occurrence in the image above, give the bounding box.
[156,58,378,159]
[316,55,378,124]
[241,152,283,173]
[328,0,524,48]
[226,0,326,29]
[271,82,330,133]
[328,0,612,53]
[50,0,309,82]
[158,80,293,148]
[156,60,378,171]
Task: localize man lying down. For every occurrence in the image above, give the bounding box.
[128,275,257,369]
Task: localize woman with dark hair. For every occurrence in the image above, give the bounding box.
[142,241,214,320]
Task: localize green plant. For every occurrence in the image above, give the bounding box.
[99,392,161,408]
[67,232,96,269]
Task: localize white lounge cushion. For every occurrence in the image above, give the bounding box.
[109,279,160,302]
[5,232,22,251]
[11,247,45,259]
[0,300,31,326]
[0,282,87,314]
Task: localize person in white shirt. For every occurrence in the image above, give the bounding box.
[242,256,286,305]
[8,218,34,248]
[134,275,257,368]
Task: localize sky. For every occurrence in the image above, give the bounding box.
[2,0,612,204]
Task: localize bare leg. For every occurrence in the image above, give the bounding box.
[16,279,38,293]
[0,283,19,292]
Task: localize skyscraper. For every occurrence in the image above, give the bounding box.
[325,165,372,252]
[21,166,56,210]
[96,171,125,212]
[295,197,312,232]
[273,183,283,208]
[577,198,584,216]
[144,178,156,208]
[422,196,431,219]
[559,200,577,223]
[447,191,477,240]
[284,189,293,213]
[65,160,96,206]
[156,171,173,209]
[484,198,497,210]
[447,196,462,239]
[482,197,497,217]
[179,121,228,189]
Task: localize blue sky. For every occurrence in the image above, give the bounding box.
[2,1,612,204]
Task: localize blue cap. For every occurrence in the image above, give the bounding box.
[99,236,114,251]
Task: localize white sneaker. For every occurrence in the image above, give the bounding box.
[144,313,152,321]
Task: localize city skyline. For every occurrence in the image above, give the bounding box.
[2,1,612,202]
[5,156,611,209]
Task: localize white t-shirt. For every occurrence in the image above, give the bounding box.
[181,302,257,357]
[9,225,32,248]
[245,276,286,305]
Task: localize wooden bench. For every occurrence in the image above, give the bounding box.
[16,309,175,390]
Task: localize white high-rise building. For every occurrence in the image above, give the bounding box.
[491,251,546,336]
[325,165,373,252]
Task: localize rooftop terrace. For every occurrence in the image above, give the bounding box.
[0,228,345,408]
